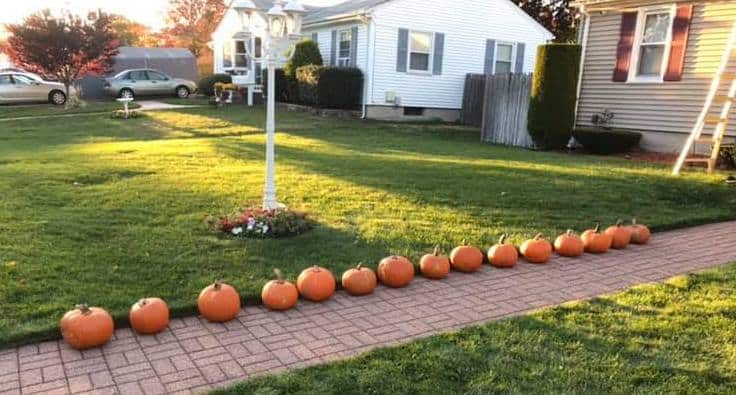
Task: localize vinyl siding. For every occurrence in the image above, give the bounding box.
[368,0,552,109]
[576,1,736,137]
[302,23,369,72]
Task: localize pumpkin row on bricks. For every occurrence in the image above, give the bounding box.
[378,255,415,288]
[582,224,613,254]
[629,219,651,245]
[198,281,241,323]
[262,269,299,311]
[61,304,114,350]
[129,297,169,335]
[297,266,336,302]
[605,220,632,249]
[450,240,484,273]
[488,234,518,268]
[554,230,584,257]
[520,234,553,264]
[420,246,451,279]
[342,263,378,295]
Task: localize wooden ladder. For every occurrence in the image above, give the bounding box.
[673,19,736,175]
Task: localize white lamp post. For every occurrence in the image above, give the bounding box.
[233,0,305,210]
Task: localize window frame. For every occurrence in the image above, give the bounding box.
[627,4,676,83]
[407,30,435,74]
[338,29,352,67]
[493,41,516,74]
[222,39,256,72]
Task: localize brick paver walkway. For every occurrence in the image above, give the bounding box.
[2,221,736,395]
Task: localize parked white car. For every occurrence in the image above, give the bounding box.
[103,69,197,100]
[0,72,74,105]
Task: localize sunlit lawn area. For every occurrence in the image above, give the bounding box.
[219,264,736,394]
[0,100,140,119]
[0,105,735,346]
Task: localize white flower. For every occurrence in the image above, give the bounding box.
[262,225,269,234]
[247,223,254,231]
[231,227,243,235]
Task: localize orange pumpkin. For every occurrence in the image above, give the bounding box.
[629,218,651,245]
[377,255,415,288]
[487,234,518,268]
[582,224,613,254]
[198,281,241,322]
[449,240,484,273]
[520,233,553,264]
[261,269,299,311]
[554,230,584,258]
[129,297,169,335]
[420,246,451,279]
[60,304,114,350]
[341,263,378,296]
[605,220,632,249]
[297,266,336,302]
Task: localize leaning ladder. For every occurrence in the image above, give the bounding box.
[673,18,736,175]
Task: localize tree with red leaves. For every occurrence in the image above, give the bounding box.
[162,0,227,58]
[513,0,579,43]
[5,10,119,105]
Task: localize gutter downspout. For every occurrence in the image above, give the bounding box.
[361,14,375,119]
[573,5,590,127]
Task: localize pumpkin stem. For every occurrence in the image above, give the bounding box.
[566,229,575,236]
[616,219,624,227]
[76,304,91,315]
[461,239,467,246]
[273,268,284,283]
[594,223,601,233]
[356,262,363,270]
[499,234,508,244]
[433,245,441,256]
[632,218,638,225]
[139,298,148,306]
[534,233,544,240]
[312,265,320,272]
[213,280,222,291]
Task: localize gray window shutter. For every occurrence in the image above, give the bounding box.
[397,28,409,72]
[330,30,337,66]
[350,27,358,67]
[433,32,444,75]
[515,42,526,73]
[311,32,318,42]
[484,39,496,74]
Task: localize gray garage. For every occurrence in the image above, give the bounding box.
[80,47,198,99]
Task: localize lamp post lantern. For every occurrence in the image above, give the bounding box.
[234,0,305,210]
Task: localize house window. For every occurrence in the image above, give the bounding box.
[404,107,424,116]
[630,6,675,81]
[234,40,248,68]
[222,42,232,68]
[409,31,433,72]
[338,29,352,67]
[494,43,514,74]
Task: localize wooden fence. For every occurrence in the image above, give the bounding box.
[461,73,535,149]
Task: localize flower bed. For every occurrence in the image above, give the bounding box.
[210,207,312,238]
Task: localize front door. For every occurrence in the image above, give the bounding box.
[146,71,173,95]
[12,74,49,101]
[127,70,151,94]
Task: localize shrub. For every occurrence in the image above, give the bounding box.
[285,39,323,78]
[261,68,296,103]
[318,67,363,110]
[110,109,142,119]
[295,65,320,105]
[719,145,736,169]
[294,66,363,109]
[210,207,313,238]
[573,128,642,154]
[528,44,582,150]
[198,74,232,96]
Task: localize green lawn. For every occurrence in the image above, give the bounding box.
[0,100,140,119]
[0,105,734,347]
[218,264,736,394]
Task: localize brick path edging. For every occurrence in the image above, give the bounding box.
[1,220,735,395]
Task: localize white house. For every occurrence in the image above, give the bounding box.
[212,0,553,121]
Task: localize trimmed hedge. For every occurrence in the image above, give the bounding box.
[198,74,232,96]
[528,44,582,150]
[261,68,294,102]
[285,40,323,78]
[294,66,363,109]
[573,128,642,154]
